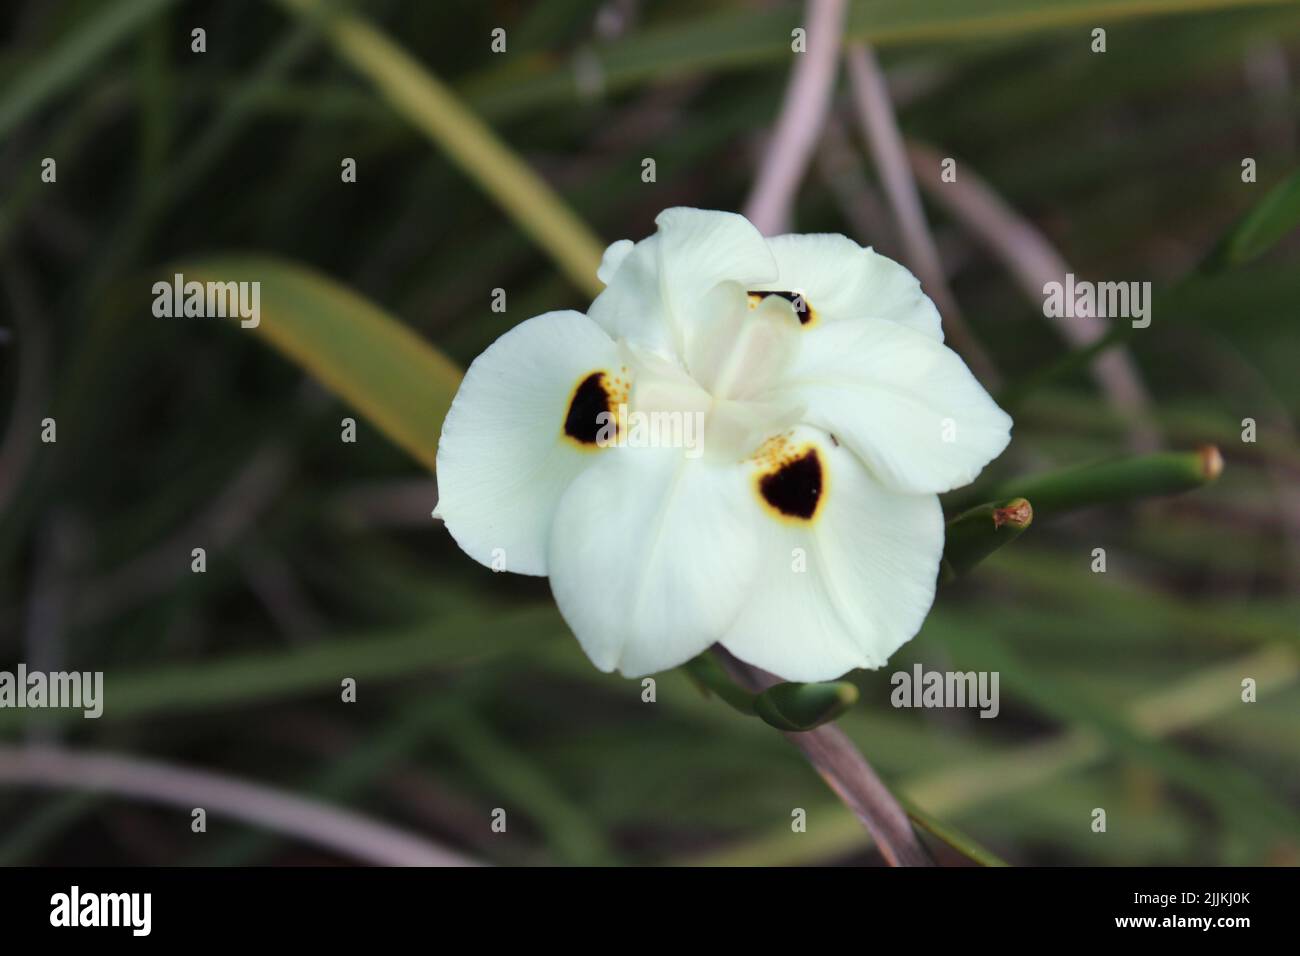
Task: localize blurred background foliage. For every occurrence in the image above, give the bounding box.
[0,0,1298,866]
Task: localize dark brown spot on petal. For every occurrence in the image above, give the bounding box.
[758,447,823,520]
[747,290,815,325]
[564,371,613,446]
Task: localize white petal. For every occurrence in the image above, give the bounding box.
[653,208,778,329]
[588,208,777,356]
[596,239,634,285]
[546,446,760,676]
[586,239,670,351]
[435,310,624,575]
[720,428,943,681]
[752,233,943,339]
[770,318,1012,495]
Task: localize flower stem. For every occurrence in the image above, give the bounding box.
[940,497,1033,582]
[712,646,934,866]
[982,446,1223,522]
[683,653,756,715]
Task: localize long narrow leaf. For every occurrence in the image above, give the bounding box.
[460,0,1290,119]
[1204,166,1300,269]
[176,256,461,473]
[0,605,563,734]
[276,0,605,296]
[0,0,179,139]
[980,447,1222,520]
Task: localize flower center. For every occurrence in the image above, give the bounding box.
[688,284,802,401]
[622,284,807,461]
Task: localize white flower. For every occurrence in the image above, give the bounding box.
[435,208,1011,681]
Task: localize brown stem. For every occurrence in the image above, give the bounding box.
[901,138,1160,453]
[844,42,1000,390]
[712,646,933,866]
[742,0,849,234]
[0,744,477,867]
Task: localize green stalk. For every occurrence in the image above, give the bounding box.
[940,497,1033,582]
[688,654,859,733]
[683,653,756,715]
[982,447,1222,521]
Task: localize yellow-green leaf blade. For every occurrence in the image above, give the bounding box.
[177,256,461,473]
[276,0,604,298]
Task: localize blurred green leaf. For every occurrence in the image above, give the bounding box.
[0,82,126,248]
[0,0,178,139]
[460,0,1286,118]
[178,256,461,473]
[197,694,463,867]
[0,793,99,866]
[981,550,1300,653]
[0,605,563,735]
[1204,166,1300,270]
[1006,157,1300,405]
[86,26,319,297]
[438,709,618,865]
[277,0,605,296]
[954,628,1300,845]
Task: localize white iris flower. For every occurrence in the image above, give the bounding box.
[435,208,1012,681]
